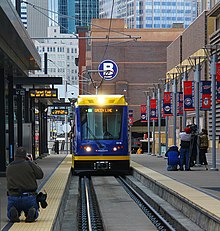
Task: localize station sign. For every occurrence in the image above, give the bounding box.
[29,89,58,98]
[51,109,68,115]
[98,59,118,80]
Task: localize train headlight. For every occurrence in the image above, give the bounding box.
[113,147,117,151]
[85,146,92,152]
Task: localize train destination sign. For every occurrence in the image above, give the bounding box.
[51,109,68,115]
[29,89,58,98]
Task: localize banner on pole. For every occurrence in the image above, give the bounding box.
[128,109,134,125]
[140,104,147,122]
[200,81,211,110]
[177,92,183,116]
[150,99,157,121]
[216,63,220,102]
[183,81,195,111]
[163,92,173,116]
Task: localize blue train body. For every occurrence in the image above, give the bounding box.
[72,95,130,175]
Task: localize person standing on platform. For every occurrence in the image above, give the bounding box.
[6,147,44,223]
[165,145,180,171]
[199,129,209,170]
[179,127,192,171]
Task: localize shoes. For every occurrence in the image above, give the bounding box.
[206,168,208,171]
[25,207,36,223]
[9,207,20,223]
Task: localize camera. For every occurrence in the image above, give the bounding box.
[188,124,197,133]
[36,191,48,209]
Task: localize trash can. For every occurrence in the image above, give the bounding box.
[54,140,59,154]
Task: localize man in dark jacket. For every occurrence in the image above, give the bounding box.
[6,147,44,223]
[165,145,180,171]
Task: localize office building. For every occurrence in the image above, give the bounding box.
[33,26,79,99]
[100,0,198,29]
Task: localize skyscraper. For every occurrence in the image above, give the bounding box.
[57,0,99,33]
[100,0,198,29]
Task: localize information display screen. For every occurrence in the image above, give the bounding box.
[29,89,58,98]
[51,109,68,115]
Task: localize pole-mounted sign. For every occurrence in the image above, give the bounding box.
[98,59,118,80]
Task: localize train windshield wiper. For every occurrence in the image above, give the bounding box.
[86,126,103,148]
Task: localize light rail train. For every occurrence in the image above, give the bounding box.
[72,94,130,175]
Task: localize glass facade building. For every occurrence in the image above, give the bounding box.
[100,0,198,29]
[57,0,99,33]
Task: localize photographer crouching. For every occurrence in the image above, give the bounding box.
[6,147,44,223]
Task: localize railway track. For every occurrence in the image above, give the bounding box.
[76,176,175,231]
[78,176,104,231]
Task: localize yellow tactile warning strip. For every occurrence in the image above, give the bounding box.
[9,154,72,231]
[131,161,220,219]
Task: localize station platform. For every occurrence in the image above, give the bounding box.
[0,153,72,231]
[131,152,220,230]
[131,152,220,199]
[1,151,220,231]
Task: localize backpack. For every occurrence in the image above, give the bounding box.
[199,134,208,149]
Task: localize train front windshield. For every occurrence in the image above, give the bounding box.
[80,107,123,140]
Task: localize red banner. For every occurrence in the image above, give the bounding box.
[177,92,183,116]
[183,81,195,111]
[216,63,220,81]
[200,81,211,110]
[150,99,157,121]
[140,104,147,122]
[163,92,173,116]
[128,110,134,125]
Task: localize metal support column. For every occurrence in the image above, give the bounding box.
[0,68,6,174]
[157,85,162,157]
[147,94,151,154]
[8,73,14,163]
[195,63,201,165]
[182,71,188,128]
[16,84,23,147]
[172,77,177,146]
[210,53,218,171]
[152,89,156,155]
[165,81,169,152]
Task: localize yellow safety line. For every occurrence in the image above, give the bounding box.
[10,155,72,231]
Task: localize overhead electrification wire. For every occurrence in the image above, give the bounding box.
[21,1,139,39]
[96,0,115,90]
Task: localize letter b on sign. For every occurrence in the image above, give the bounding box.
[98,59,118,80]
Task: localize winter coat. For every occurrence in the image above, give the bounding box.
[165,146,180,166]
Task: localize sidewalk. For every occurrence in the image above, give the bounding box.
[0,153,67,230]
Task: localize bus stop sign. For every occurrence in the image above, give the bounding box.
[98,59,118,80]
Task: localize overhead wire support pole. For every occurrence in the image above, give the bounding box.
[172,74,177,146]
[194,59,201,166]
[183,70,188,128]
[157,84,162,157]
[210,52,218,171]
[165,79,170,153]
[144,91,151,155]
[147,93,151,154]
[152,88,156,156]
